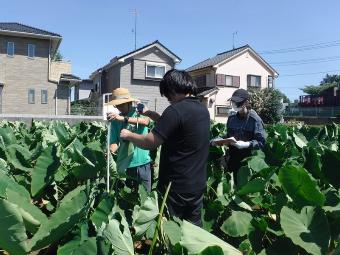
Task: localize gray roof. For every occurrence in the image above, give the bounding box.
[0,22,61,37]
[197,86,218,97]
[186,45,249,72]
[60,73,81,80]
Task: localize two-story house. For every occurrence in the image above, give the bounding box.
[89,40,181,114]
[0,23,80,115]
[187,45,278,122]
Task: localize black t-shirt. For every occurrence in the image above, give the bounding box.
[152,97,210,193]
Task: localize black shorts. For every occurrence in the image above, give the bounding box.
[126,163,152,192]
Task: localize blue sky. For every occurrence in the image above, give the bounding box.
[2,0,340,100]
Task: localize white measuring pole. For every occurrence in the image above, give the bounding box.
[106,102,111,193]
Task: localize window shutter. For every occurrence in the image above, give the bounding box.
[232,76,240,88]
[216,74,226,86]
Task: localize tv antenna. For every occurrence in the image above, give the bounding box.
[232,31,238,49]
[131,9,139,50]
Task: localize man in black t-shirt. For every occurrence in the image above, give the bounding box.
[120,69,210,226]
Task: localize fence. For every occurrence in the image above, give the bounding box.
[284,106,340,118]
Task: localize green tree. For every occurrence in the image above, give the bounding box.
[249,88,285,124]
[53,51,63,61]
[300,74,340,95]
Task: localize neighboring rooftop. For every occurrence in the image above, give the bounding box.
[186,45,249,72]
[0,22,61,37]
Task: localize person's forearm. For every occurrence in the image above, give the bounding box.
[144,110,161,122]
[124,133,156,150]
[127,117,149,126]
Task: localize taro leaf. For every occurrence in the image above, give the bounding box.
[91,195,115,230]
[202,200,224,232]
[180,220,242,255]
[303,146,322,179]
[278,165,325,207]
[116,141,134,176]
[237,166,252,188]
[199,246,224,255]
[163,220,181,245]
[133,191,159,239]
[31,145,60,197]
[0,171,31,200]
[6,189,47,234]
[321,150,340,189]
[0,126,17,146]
[247,156,268,172]
[5,144,32,172]
[102,213,134,255]
[0,199,29,255]
[57,237,97,255]
[30,187,88,251]
[237,178,266,196]
[280,206,330,255]
[264,140,286,166]
[220,211,254,237]
[292,132,307,148]
[53,122,72,146]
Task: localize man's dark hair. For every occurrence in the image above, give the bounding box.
[159,69,197,99]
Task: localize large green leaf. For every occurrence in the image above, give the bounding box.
[278,165,325,207]
[321,150,340,189]
[292,132,307,148]
[31,145,60,197]
[220,211,254,237]
[116,141,134,176]
[303,146,322,179]
[0,126,17,146]
[237,178,266,196]
[180,220,242,255]
[102,213,134,255]
[57,237,97,255]
[247,156,269,172]
[164,220,182,245]
[0,171,31,199]
[30,187,88,251]
[280,206,330,255]
[133,191,159,239]
[6,189,47,234]
[91,195,115,230]
[5,144,32,172]
[0,199,29,255]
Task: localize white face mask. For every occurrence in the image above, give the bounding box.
[231,102,242,112]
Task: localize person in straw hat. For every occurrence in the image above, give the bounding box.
[107,88,152,192]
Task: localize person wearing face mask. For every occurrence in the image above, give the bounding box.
[223,89,266,182]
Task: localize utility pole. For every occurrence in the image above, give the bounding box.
[232,31,238,49]
[131,9,138,50]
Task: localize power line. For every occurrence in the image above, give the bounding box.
[280,69,340,77]
[270,56,340,66]
[259,40,340,54]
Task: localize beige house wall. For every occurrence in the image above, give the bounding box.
[0,34,70,115]
[50,61,72,82]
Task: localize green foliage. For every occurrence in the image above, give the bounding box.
[71,100,98,116]
[53,51,63,61]
[301,74,340,95]
[0,120,339,254]
[250,88,285,124]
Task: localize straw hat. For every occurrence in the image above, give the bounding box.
[107,88,137,106]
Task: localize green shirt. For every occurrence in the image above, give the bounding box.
[110,107,151,169]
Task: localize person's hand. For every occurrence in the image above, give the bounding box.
[211,137,237,146]
[120,129,132,140]
[138,105,150,116]
[107,112,124,122]
[232,140,250,149]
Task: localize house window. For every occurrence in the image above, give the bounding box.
[146,63,166,79]
[194,75,207,87]
[225,75,233,86]
[28,44,36,58]
[247,75,261,88]
[215,105,231,116]
[268,76,274,88]
[28,89,35,104]
[41,89,48,104]
[7,42,14,56]
[216,74,240,87]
